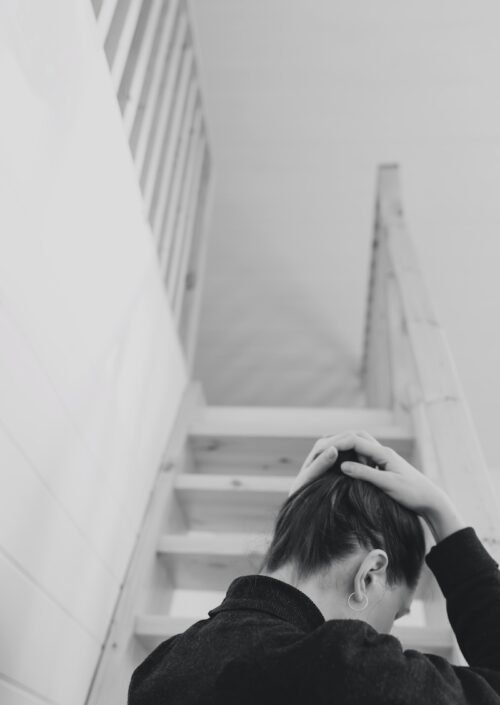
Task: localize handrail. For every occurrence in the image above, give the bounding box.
[361,167,396,411]
[90,0,213,369]
[363,165,500,560]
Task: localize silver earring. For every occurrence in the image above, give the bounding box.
[347,591,369,611]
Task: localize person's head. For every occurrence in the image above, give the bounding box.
[258,449,426,634]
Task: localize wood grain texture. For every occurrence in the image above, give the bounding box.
[0,553,100,705]
[86,382,202,705]
[175,473,289,533]
[187,406,415,475]
[157,531,269,590]
[121,0,165,131]
[379,166,500,560]
[177,146,213,371]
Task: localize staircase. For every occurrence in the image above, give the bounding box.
[135,403,451,655]
[86,166,500,704]
[88,393,454,705]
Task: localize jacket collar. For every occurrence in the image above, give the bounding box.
[208,574,326,633]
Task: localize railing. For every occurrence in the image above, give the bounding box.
[90,0,213,369]
[362,165,500,562]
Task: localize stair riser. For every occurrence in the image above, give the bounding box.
[188,434,414,476]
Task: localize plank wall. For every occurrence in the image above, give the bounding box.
[0,2,188,703]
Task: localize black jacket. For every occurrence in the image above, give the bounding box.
[128,527,500,704]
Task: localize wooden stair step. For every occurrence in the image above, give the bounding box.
[188,406,414,475]
[135,613,454,657]
[174,474,290,533]
[158,526,437,602]
[157,531,270,590]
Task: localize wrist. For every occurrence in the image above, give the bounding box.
[423,496,466,544]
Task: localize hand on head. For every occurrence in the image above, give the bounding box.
[291,431,464,542]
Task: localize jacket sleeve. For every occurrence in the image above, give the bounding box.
[297,527,500,704]
[425,526,500,670]
[303,618,500,704]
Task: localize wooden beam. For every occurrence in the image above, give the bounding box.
[171,124,206,320]
[162,99,201,292]
[85,381,203,705]
[156,58,197,272]
[178,146,214,373]
[108,0,143,91]
[144,40,195,218]
[393,625,453,657]
[131,0,180,170]
[97,0,120,44]
[190,405,411,438]
[385,273,414,432]
[379,165,500,560]
[362,177,394,409]
[175,473,291,493]
[157,531,269,590]
[121,0,164,132]
[190,435,416,476]
[174,473,290,533]
[158,531,269,556]
[187,407,415,474]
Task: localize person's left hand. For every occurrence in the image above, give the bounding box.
[288,430,379,496]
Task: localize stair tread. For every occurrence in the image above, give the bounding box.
[189,405,411,437]
[158,531,269,590]
[176,473,292,492]
[187,407,414,475]
[174,473,289,533]
[157,530,436,600]
[159,531,269,554]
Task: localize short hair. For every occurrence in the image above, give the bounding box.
[259,448,426,590]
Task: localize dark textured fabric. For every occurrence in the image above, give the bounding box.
[128,527,500,704]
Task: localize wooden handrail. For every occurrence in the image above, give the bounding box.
[361,167,396,410]
[363,165,500,559]
[90,0,213,369]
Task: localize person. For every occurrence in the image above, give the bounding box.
[128,431,500,704]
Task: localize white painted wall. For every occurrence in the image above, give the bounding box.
[190,0,500,466]
[0,2,187,703]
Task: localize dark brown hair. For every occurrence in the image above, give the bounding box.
[259,449,426,590]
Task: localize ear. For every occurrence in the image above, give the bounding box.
[354,550,389,594]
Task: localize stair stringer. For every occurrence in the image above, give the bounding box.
[85,380,205,705]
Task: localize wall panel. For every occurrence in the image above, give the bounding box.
[0,1,189,703]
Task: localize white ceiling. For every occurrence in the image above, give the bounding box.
[189,1,500,465]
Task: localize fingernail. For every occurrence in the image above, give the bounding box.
[341,462,353,472]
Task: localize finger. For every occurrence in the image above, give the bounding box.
[304,433,350,466]
[303,438,329,467]
[306,430,378,465]
[312,444,339,469]
[332,435,393,468]
[340,460,393,491]
[289,446,338,495]
[352,430,383,445]
[302,445,339,481]
[351,431,383,465]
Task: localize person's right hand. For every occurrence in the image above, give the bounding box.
[336,433,466,542]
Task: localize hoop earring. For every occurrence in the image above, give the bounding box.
[347,591,369,611]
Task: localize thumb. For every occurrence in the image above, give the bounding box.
[309,445,339,476]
